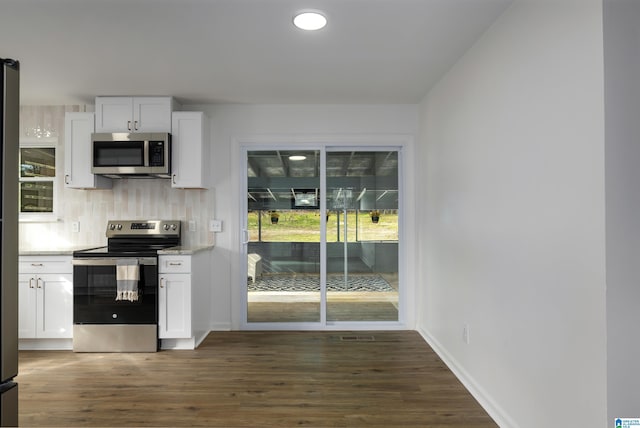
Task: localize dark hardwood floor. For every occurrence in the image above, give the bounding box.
[18,331,497,427]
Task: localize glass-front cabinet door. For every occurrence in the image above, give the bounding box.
[19,146,55,214]
[244,148,399,326]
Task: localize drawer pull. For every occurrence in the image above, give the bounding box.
[168,262,182,266]
[30,263,44,267]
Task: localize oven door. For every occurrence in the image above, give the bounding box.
[73,257,158,324]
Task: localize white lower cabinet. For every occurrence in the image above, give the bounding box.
[158,251,210,349]
[19,256,73,340]
[158,255,192,340]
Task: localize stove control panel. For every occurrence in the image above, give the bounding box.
[106,220,181,237]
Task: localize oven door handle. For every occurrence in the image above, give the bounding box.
[72,257,157,266]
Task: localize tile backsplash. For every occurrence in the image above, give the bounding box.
[19,105,214,250]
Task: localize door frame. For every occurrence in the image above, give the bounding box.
[238,135,413,331]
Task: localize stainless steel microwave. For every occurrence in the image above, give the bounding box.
[91,133,171,178]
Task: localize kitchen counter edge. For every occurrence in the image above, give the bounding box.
[19,246,104,256]
[20,245,214,256]
[158,245,214,255]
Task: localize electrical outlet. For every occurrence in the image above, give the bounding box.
[462,324,470,344]
[209,219,222,232]
[72,221,80,233]
[188,220,197,232]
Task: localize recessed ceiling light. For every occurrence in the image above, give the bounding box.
[289,155,307,161]
[293,11,327,31]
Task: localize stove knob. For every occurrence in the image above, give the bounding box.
[116,224,123,230]
[171,224,177,230]
[163,224,170,231]
[109,224,116,230]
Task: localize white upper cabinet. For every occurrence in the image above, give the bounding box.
[95,96,175,133]
[64,112,112,189]
[171,111,210,189]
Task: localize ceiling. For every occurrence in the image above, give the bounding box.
[0,0,512,106]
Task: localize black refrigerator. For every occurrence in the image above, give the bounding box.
[0,58,19,426]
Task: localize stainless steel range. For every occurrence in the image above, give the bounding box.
[72,220,181,352]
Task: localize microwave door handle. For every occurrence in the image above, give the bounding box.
[143,140,150,167]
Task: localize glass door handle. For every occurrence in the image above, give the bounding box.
[241,229,249,245]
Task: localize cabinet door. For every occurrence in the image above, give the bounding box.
[95,97,134,132]
[171,112,208,188]
[158,273,191,339]
[134,97,173,132]
[64,112,112,189]
[18,274,36,339]
[37,274,73,339]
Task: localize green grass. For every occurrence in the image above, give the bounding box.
[248,210,398,242]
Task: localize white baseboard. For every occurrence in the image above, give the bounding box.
[160,337,196,350]
[417,326,518,428]
[209,323,232,331]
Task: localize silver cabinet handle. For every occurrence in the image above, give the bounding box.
[168,262,182,266]
[127,120,132,131]
[134,120,139,130]
[172,174,177,185]
[65,174,70,184]
[160,277,165,288]
[29,278,35,289]
[31,263,44,267]
[36,278,43,289]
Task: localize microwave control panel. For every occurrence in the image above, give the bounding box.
[149,141,165,166]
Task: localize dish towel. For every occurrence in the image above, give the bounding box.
[116,259,140,302]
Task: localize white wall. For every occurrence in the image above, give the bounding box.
[187,104,419,330]
[417,1,607,426]
[604,0,640,420]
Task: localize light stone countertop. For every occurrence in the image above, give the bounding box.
[19,245,104,256]
[157,245,214,255]
[20,244,214,257]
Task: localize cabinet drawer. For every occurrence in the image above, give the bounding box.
[19,256,73,274]
[158,256,191,273]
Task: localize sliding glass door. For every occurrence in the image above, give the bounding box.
[244,147,399,326]
[326,151,399,322]
[246,150,321,323]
